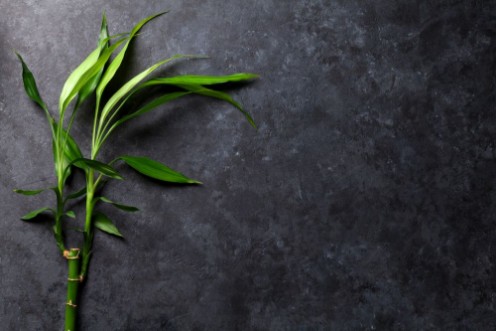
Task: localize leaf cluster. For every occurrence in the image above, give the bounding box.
[14,12,257,275]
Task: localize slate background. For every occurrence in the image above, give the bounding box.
[0,0,495,330]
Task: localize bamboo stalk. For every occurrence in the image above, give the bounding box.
[64,248,81,331]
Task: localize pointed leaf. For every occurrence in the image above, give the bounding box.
[76,13,110,107]
[100,54,204,123]
[13,188,46,196]
[178,84,256,128]
[59,36,128,113]
[145,73,259,86]
[53,123,83,181]
[16,52,54,134]
[53,123,83,162]
[112,92,190,129]
[59,46,101,112]
[137,80,256,128]
[96,12,167,100]
[73,158,123,179]
[98,197,139,212]
[53,139,70,180]
[16,52,50,113]
[66,210,76,218]
[120,155,201,184]
[94,212,123,238]
[63,129,84,162]
[21,207,53,221]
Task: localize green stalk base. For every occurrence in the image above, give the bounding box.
[64,248,81,331]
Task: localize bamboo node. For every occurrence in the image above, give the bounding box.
[63,248,81,260]
[67,277,81,282]
[66,300,77,308]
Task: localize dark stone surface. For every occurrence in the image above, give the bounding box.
[0,0,495,330]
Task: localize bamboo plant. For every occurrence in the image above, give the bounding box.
[14,12,257,330]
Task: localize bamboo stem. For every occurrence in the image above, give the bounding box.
[64,248,81,331]
[54,189,66,252]
[81,169,96,279]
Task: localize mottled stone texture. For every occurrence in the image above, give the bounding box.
[0,0,495,330]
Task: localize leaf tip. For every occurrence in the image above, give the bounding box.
[156,10,170,17]
[14,50,24,63]
[247,73,261,80]
[250,120,258,130]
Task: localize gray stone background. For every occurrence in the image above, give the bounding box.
[0,0,495,330]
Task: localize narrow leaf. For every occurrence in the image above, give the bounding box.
[76,12,110,107]
[98,12,110,49]
[112,92,190,129]
[62,129,83,162]
[137,80,257,128]
[98,197,139,212]
[53,139,70,180]
[96,12,167,100]
[15,52,49,112]
[66,210,76,218]
[21,207,53,221]
[13,188,46,196]
[59,36,129,113]
[100,54,205,122]
[178,84,256,128]
[74,158,123,179]
[145,73,259,86]
[59,46,101,112]
[94,212,123,238]
[120,155,201,184]
[16,52,54,134]
[53,123,83,180]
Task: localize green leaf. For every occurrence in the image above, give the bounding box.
[52,123,83,161]
[59,36,129,113]
[66,210,76,218]
[53,123,83,181]
[16,52,50,113]
[76,12,110,108]
[65,186,87,201]
[73,158,123,179]
[16,52,55,133]
[96,12,167,101]
[98,197,139,212]
[63,129,83,162]
[52,139,69,180]
[21,207,53,221]
[13,188,46,196]
[178,84,256,128]
[137,79,257,128]
[99,54,205,123]
[145,73,259,86]
[112,92,190,129]
[94,212,123,238]
[59,46,101,112]
[120,155,201,184]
